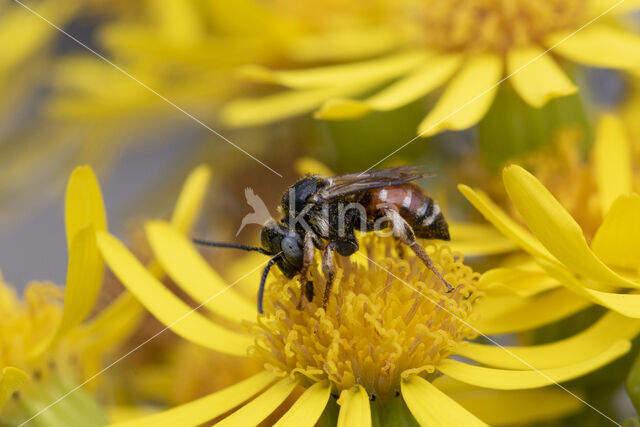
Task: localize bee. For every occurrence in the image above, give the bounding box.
[194,166,452,313]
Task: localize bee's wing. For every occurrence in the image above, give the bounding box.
[316,166,432,202]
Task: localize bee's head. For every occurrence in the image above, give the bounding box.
[260,220,303,278]
[280,176,326,218]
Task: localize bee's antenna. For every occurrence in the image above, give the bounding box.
[258,256,279,314]
[192,238,272,255]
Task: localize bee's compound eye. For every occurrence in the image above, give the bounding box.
[281,236,302,265]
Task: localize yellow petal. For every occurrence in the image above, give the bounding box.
[289,28,403,63]
[75,165,206,353]
[240,51,426,89]
[456,311,640,369]
[294,158,335,177]
[453,388,582,426]
[145,221,255,323]
[314,98,371,120]
[147,0,204,44]
[316,54,461,119]
[502,164,640,289]
[418,54,503,137]
[472,288,592,334]
[448,221,519,256]
[110,371,276,427]
[367,55,462,110]
[593,115,632,215]
[592,194,640,270]
[540,259,640,318]
[457,185,554,261]
[439,340,630,390]
[64,165,107,249]
[337,385,371,427]
[547,25,640,70]
[401,375,487,427]
[507,46,576,108]
[0,367,29,411]
[170,165,212,234]
[274,382,331,427]
[221,83,376,128]
[96,231,252,356]
[215,378,298,427]
[31,226,104,358]
[481,267,559,298]
[57,227,104,335]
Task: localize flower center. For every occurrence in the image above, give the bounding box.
[250,235,481,401]
[416,0,587,54]
[0,280,109,425]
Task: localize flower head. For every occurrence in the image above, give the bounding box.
[95,164,638,426]
[223,0,640,136]
[0,162,216,425]
[460,114,640,323]
[0,164,147,425]
[252,236,480,401]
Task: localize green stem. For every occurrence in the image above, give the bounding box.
[52,375,109,426]
[371,396,419,427]
[15,392,69,427]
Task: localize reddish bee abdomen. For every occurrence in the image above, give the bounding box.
[367,184,450,240]
[368,184,425,214]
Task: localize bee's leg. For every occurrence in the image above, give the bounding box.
[396,240,405,258]
[297,232,316,309]
[321,238,358,309]
[383,207,454,292]
[321,241,338,309]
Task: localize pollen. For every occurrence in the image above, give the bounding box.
[416,0,587,54]
[249,235,481,401]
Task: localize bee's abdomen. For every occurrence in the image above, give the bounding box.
[367,184,427,217]
[367,184,449,240]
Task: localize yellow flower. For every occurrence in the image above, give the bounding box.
[459,115,640,326]
[1,162,213,425]
[222,0,640,135]
[0,165,139,425]
[49,0,293,120]
[85,165,637,425]
[0,277,113,426]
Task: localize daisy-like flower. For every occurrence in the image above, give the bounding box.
[0,277,113,426]
[84,165,640,426]
[222,0,640,135]
[49,0,294,120]
[459,114,640,331]
[0,165,142,426]
[1,161,213,425]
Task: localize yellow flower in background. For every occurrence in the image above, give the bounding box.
[459,115,640,331]
[0,278,111,426]
[0,161,213,425]
[78,170,637,426]
[50,0,289,120]
[0,166,141,425]
[223,0,640,134]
